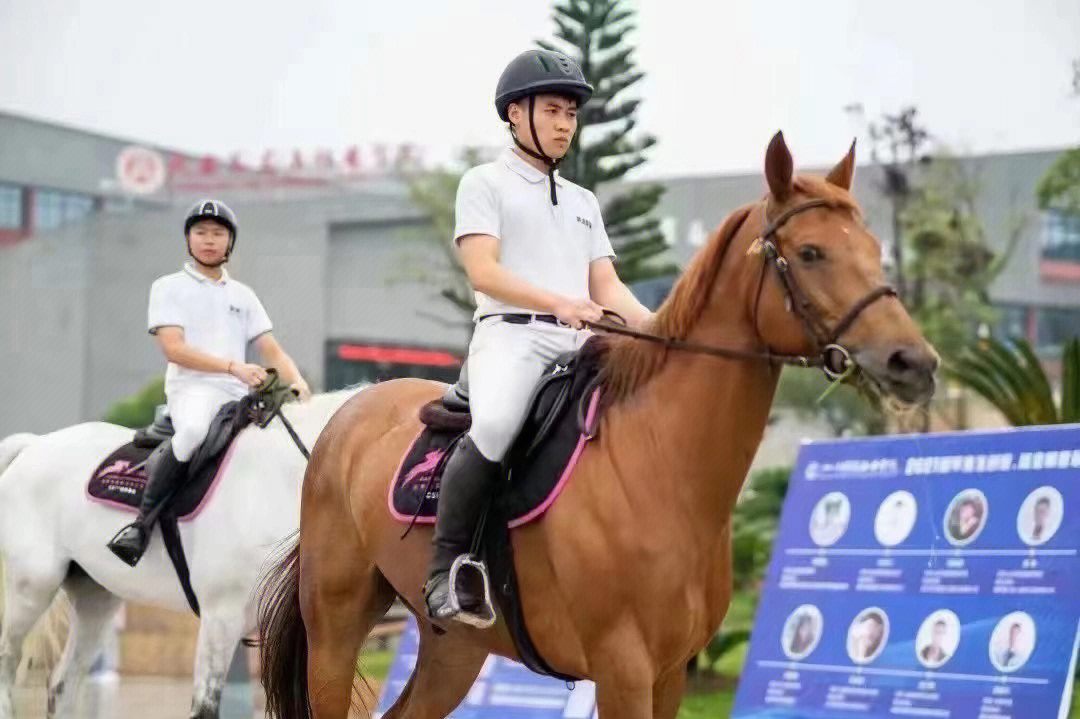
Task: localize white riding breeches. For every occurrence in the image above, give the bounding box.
[466,318,589,462]
[166,384,243,461]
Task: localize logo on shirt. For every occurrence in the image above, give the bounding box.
[576,216,592,230]
[228,304,243,315]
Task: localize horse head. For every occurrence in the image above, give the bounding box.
[747,131,938,406]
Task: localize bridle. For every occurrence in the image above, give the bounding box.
[587,198,897,381]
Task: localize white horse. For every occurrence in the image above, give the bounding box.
[0,388,358,718]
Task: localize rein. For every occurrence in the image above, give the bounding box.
[250,370,311,460]
[587,198,897,381]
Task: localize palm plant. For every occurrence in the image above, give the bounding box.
[948,336,1080,426]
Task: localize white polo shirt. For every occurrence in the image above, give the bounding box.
[454,148,615,318]
[147,263,272,398]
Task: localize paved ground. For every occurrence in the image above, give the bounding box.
[14,673,260,719]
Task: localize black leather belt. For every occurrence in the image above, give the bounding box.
[477,313,562,325]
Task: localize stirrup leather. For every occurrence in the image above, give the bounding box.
[446,554,496,629]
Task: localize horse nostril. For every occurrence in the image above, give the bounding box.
[887,350,913,376]
[887,346,938,378]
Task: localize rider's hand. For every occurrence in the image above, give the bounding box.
[290,379,312,402]
[552,298,604,330]
[229,362,268,387]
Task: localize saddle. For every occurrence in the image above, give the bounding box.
[389,336,606,680]
[91,397,253,518]
[391,337,605,525]
[90,372,299,614]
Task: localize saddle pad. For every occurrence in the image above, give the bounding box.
[388,387,599,527]
[88,443,155,507]
[88,396,261,520]
[87,439,238,521]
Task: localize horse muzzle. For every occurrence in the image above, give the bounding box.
[854,342,939,405]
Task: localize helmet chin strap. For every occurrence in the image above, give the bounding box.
[511,95,560,205]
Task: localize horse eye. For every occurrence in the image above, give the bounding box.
[798,245,824,263]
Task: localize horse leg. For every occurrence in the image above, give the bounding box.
[0,558,66,719]
[650,665,688,719]
[302,547,396,719]
[380,621,488,719]
[590,632,655,719]
[46,571,121,718]
[188,602,249,719]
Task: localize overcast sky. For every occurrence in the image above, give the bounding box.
[2,0,1078,178]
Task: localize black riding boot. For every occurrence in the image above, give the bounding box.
[424,436,501,621]
[107,444,187,567]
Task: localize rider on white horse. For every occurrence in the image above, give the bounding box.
[107,199,311,567]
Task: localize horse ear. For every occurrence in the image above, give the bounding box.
[826,139,857,191]
[765,131,793,203]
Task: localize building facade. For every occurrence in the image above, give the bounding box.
[1,109,1077,437]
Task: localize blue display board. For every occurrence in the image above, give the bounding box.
[374,618,597,718]
[733,425,1080,719]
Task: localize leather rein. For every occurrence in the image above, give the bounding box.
[587,198,897,381]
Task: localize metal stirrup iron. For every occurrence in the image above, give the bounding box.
[446,554,497,629]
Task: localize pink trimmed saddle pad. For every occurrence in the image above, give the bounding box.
[388,388,599,528]
[87,440,237,521]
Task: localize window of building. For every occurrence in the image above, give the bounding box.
[0,184,23,229]
[64,194,94,223]
[994,305,1028,339]
[1041,209,1080,262]
[324,342,462,390]
[34,189,95,231]
[1037,307,1080,351]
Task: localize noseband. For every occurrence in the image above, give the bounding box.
[752,198,897,379]
[588,198,897,381]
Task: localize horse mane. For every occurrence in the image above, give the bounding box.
[597,203,754,404]
[597,175,860,405]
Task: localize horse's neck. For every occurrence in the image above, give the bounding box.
[610,346,779,525]
[227,389,356,494]
[605,235,780,533]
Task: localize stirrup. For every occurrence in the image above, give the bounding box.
[106,524,147,567]
[446,554,496,629]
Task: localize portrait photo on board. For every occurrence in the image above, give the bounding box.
[781,604,824,660]
[944,489,988,546]
[1017,486,1063,546]
[809,491,851,547]
[916,609,961,669]
[874,490,918,547]
[847,607,889,664]
[989,612,1036,673]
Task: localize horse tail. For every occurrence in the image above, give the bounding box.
[0,432,36,479]
[257,536,310,719]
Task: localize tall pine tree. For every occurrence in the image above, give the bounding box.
[539,0,676,284]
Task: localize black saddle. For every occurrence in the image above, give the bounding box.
[421,338,603,469]
[394,337,606,681]
[91,371,300,614]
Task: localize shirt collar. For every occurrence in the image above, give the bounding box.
[502,148,565,186]
[183,262,229,285]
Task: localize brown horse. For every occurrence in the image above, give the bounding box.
[257,132,937,718]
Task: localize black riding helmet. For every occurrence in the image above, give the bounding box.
[184,199,237,266]
[495,49,593,205]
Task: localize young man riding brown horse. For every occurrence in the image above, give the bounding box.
[258,71,937,719]
[423,49,652,624]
